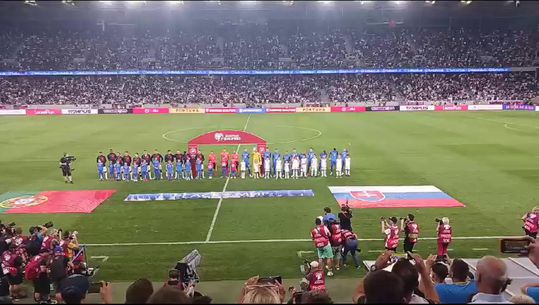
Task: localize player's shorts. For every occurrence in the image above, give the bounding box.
[317,244,333,260]
[332,245,343,258]
[61,167,71,177]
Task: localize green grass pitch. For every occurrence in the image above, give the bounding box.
[0,111,537,282]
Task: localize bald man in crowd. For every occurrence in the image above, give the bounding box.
[470,256,512,304]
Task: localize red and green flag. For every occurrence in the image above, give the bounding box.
[0,190,115,214]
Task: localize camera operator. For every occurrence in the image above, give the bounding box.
[338,202,353,231]
[401,214,420,253]
[59,153,75,184]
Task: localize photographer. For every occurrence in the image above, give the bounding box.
[436,217,452,262]
[401,214,420,253]
[59,153,75,184]
[381,217,400,252]
[521,207,539,239]
[338,202,353,231]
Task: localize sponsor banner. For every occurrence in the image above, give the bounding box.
[330,106,366,113]
[367,106,399,112]
[169,108,205,114]
[188,130,266,145]
[205,108,239,114]
[434,105,468,112]
[26,109,62,116]
[467,104,503,111]
[266,107,297,113]
[133,107,170,115]
[536,106,539,112]
[98,108,133,114]
[400,105,435,112]
[238,108,267,114]
[502,104,536,111]
[0,190,115,214]
[61,109,98,115]
[0,109,26,116]
[328,185,465,209]
[125,189,314,201]
[296,107,331,113]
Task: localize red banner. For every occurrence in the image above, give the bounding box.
[26,109,62,116]
[266,107,297,113]
[205,108,239,114]
[330,106,366,113]
[435,105,468,112]
[189,130,266,146]
[4,190,115,214]
[132,108,170,114]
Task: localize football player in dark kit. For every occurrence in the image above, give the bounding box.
[59,153,75,184]
[106,149,117,180]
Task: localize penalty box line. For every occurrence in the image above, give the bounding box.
[85,235,523,247]
[205,114,252,242]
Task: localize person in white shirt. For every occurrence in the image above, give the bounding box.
[275,158,282,179]
[284,160,290,179]
[469,256,513,304]
[240,160,246,179]
[264,157,271,179]
[300,156,307,178]
[310,155,318,177]
[253,159,260,179]
[344,156,351,176]
[320,153,327,177]
[292,156,299,179]
[335,155,343,178]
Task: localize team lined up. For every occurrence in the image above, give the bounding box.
[96,147,352,181]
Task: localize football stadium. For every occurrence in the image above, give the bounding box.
[0,1,538,304]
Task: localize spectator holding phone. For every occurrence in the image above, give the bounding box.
[434,258,478,304]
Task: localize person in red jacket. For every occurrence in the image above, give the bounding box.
[329,220,343,271]
[311,217,334,276]
[522,207,539,239]
[437,217,452,261]
[306,261,326,292]
[401,214,420,253]
[381,217,400,252]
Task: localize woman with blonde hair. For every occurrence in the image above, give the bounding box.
[239,276,284,304]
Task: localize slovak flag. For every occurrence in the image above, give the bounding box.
[350,191,385,202]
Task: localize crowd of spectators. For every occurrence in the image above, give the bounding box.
[0,25,537,71]
[0,73,535,106]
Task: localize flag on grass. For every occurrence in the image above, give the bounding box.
[0,190,115,214]
[328,185,465,209]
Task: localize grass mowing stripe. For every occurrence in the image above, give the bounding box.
[85,235,522,247]
[205,114,252,242]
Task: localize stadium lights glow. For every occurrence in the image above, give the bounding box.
[240,1,257,4]
[127,1,146,5]
[99,0,113,5]
[24,0,37,6]
[318,1,334,5]
[460,0,472,4]
[209,0,221,4]
[393,1,405,5]
[167,0,183,5]
[425,0,436,4]
[282,0,293,6]
[62,0,75,5]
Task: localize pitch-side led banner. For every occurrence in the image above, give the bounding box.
[0,109,26,116]
[132,107,170,114]
[26,109,62,116]
[98,108,133,114]
[434,105,468,111]
[367,106,399,112]
[467,104,503,111]
[169,108,205,114]
[61,109,98,115]
[205,108,239,114]
[330,106,366,113]
[502,104,536,111]
[238,108,266,114]
[296,107,331,113]
[399,105,435,112]
[266,107,297,113]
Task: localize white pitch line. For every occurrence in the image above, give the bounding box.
[472,248,489,251]
[205,114,252,242]
[85,235,521,248]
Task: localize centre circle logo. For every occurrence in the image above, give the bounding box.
[214,133,224,142]
[0,195,48,209]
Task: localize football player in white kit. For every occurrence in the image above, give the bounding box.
[300,155,307,178]
[335,154,343,178]
[310,154,318,177]
[344,155,351,176]
[320,152,327,177]
[292,156,299,179]
[240,159,246,179]
[264,157,271,179]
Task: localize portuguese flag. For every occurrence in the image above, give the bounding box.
[0,190,115,214]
